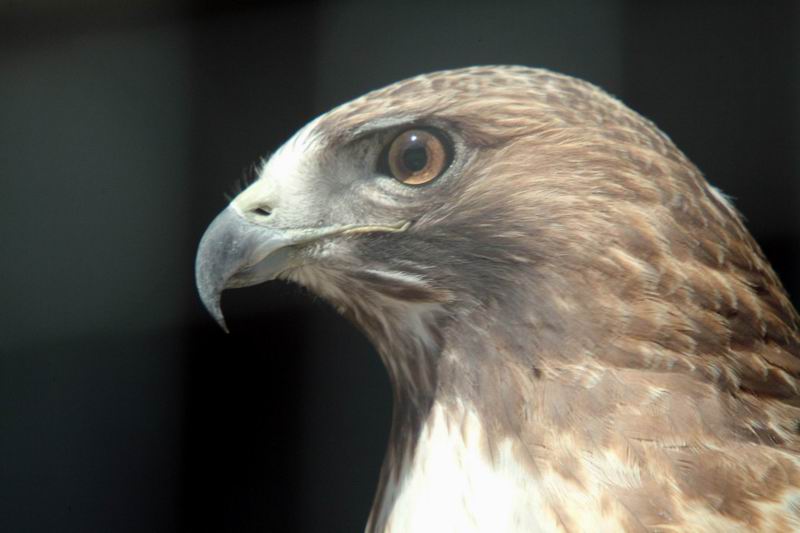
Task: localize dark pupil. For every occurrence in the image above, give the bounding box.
[403,144,428,172]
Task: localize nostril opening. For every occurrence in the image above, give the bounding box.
[252,207,272,217]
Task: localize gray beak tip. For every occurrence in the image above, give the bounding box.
[196,281,231,334]
[215,312,230,335]
[209,296,230,334]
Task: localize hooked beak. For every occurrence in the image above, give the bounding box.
[195,206,295,332]
[195,205,411,332]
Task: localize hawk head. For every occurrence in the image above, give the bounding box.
[198,66,798,398]
[196,66,800,531]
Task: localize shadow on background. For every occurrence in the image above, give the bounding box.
[1,1,798,532]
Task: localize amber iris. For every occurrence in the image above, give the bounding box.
[387,129,448,185]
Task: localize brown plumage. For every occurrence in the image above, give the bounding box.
[196,66,800,531]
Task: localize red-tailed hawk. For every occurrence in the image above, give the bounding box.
[195,66,800,532]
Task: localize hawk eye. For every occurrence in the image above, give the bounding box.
[385,129,450,185]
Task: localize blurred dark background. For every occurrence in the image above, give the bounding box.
[1,1,798,531]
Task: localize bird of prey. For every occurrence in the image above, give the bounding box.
[195,66,800,532]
